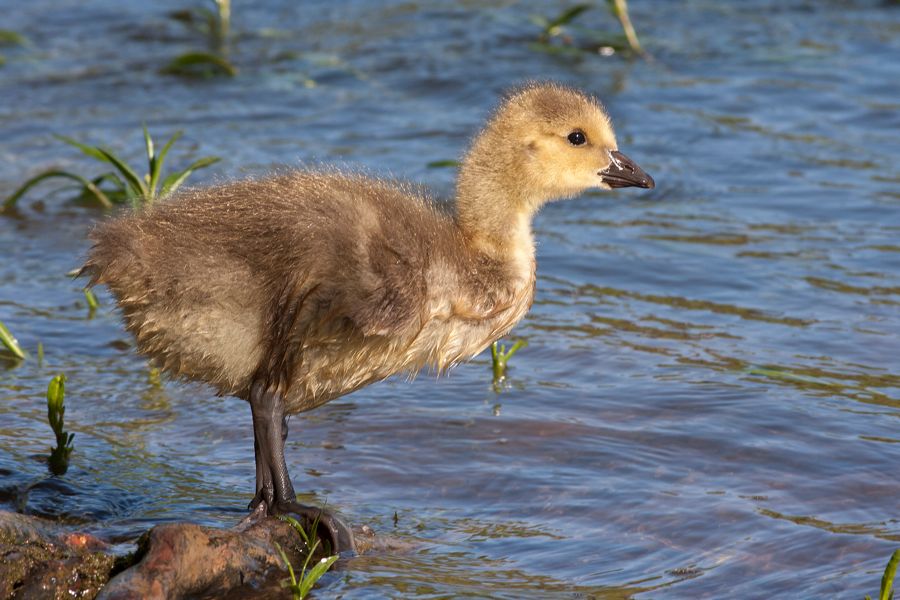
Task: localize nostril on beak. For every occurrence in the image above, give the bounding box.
[600,150,655,190]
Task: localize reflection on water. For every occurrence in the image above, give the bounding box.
[1,0,899,597]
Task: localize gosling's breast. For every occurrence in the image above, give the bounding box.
[401,255,536,373]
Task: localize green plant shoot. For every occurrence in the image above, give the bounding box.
[84,288,99,315]
[606,0,643,55]
[276,514,339,599]
[426,159,461,169]
[47,374,74,476]
[531,4,592,40]
[529,1,645,58]
[866,549,899,600]
[491,339,527,383]
[3,127,220,211]
[0,29,29,46]
[0,320,26,360]
[162,51,237,77]
[164,0,235,77]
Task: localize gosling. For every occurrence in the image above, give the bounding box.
[82,83,654,552]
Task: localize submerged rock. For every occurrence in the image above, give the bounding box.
[0,510,390,600]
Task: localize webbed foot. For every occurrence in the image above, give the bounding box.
[274,501,356,555]
[236,497,355,554]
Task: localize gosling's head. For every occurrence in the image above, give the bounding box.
[465,82,654,211]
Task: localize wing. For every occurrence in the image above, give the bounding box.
[335,228,428,338]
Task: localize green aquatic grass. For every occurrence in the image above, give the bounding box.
[426,160,461,169]
[3,126,220,211]
[531,4,592,40]
[866,549,899,600]
[529,1,645,57]
[84,288,99,310]
[47,374,74,476]
[276,514,339,599]
[491,339,527,384]
[274,542,338,600]
[0,319,26,360]
[170,0,230,47]
[84,288,99,319]
[0,29,28,46]
[162,51,237,77]
[606,0,643,55]
[165,0,236,77]
[0,27,28,64]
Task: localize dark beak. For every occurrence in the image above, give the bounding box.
[600,150,655,189]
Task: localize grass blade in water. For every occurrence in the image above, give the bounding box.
[3,170,114,209]
[545,4,592,36]
[84,288,99,318]
[299,555,339,598]
[491,338,527,384]
[143,124,157,192]
[96,147,148,199]
[426,160,461,168]
[0,320,26,360]
[880,550,899,600]
[0,29,28,46]
[213,0,231,48]
[149,130,184,197]
[162,51,237,77]
[47,374,74,475]
[606,0,644,55]
[53,134,110,162]
[273,542,299,594]
[160,156,221,197]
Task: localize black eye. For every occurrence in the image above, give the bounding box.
[567,131,586,146]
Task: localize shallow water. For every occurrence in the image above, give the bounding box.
[1,0,898,597]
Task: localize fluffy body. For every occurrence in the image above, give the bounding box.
[83,83,640,415]
[85,172,534,413]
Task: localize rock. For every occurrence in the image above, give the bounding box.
[0,511,115,600]
[99,518,322,600]
[0,510,403,600]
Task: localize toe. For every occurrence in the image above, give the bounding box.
[235,500,268,531]
[278,502,356,555]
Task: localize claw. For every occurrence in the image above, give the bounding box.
[234,500,268,532]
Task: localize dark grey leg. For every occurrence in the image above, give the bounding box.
[245,380,356,553]
[248,381,296,507]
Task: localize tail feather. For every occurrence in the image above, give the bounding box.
[79,210,261,397]
[81,216,145,290]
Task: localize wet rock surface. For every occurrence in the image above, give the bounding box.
[0,511,116,600]
[0,510,388,600]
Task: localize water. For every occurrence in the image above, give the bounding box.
[1,0,898,597]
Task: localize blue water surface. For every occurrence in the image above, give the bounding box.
[1,1,898,597]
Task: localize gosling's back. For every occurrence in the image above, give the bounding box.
[84,171,529,412]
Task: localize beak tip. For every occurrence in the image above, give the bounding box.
[602,150,656,191]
